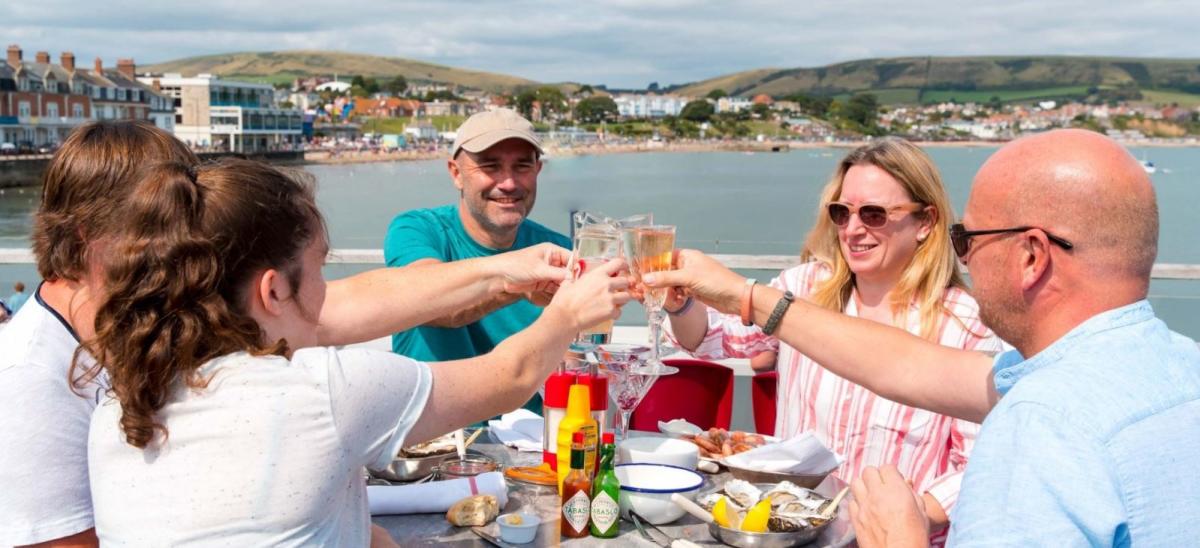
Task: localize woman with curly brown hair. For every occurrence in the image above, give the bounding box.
[0,120,197,548]
[83,159,628,545]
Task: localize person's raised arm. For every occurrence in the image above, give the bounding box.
[644,249,998,423]
[662,288,709,352]
[316,243,568,346]
[407,259,629,443]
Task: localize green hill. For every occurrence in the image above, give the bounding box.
[671,56,1200,104]
[143,51,539,93]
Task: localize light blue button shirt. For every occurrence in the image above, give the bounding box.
[949,301,1200,547]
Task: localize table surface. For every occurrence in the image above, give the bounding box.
[373,438,855,547]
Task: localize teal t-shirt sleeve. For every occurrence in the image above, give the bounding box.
[551,230,570,249]
[384,210,445,267]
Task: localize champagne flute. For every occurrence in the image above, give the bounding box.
[622,224,679,376]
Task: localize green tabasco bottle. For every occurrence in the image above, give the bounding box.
[590,432,620,538]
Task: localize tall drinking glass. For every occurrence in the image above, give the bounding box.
[569,212,622,346]
[622,225,679,376]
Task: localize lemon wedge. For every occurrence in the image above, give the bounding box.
[711,496,731,528]
[712,496,744,530]
[741,497,772,533]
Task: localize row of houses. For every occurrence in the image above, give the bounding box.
[0,45,174,148]
[1,44,303,153]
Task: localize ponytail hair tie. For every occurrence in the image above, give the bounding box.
[184,164,199,184]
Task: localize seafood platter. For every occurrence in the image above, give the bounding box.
[697,479,837,547]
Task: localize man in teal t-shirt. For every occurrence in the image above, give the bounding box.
[384,109,570,416]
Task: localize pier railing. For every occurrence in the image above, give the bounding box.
[4,248,1200,280]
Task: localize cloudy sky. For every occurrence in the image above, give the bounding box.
[4,0,1198,88]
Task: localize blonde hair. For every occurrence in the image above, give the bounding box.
[800,138,965,340]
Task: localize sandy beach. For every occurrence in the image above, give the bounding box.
[302,136,1199,166]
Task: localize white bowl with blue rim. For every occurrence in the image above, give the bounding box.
[615,463,705,525]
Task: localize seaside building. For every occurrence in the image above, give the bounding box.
[0,44,172,147]
[139,73,303,152]
[315,80,352,94]
[613,93,689,118]
[716,96,753,114]
[80,58,174,131]
[423,100,475,117]
[1,47,91,146]
[353,97,423,118]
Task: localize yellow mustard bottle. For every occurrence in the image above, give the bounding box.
[557,383,598,494]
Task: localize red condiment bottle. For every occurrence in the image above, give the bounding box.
[560,431,593,538]
[543,369,576,470]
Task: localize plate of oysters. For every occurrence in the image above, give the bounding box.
[372,432,473,483]
[696,479,841,547]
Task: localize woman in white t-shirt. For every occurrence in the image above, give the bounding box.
[81,159,629,546]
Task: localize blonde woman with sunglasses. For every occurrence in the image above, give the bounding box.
[664,138,1001,544]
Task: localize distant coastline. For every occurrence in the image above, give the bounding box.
[302,137,1200,165]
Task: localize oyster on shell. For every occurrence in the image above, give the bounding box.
[768,514,810,532]
[698,492,745,512]
[721,479,763,508]
[763,481,818,507]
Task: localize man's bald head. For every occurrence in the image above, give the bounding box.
[968,129,1158,286]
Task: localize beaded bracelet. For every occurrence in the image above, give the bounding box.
[762,290,795,336]
[667,296,695,316]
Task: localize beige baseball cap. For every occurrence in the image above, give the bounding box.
[450,108,544,158]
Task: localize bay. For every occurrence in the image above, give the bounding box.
[2,147,1198,336]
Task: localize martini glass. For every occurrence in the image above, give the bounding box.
[594,343,664,442]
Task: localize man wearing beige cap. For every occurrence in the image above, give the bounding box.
[384,108,569,416]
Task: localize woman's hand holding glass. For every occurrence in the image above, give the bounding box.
[642,249,747,315]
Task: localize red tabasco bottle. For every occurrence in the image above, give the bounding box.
[560,431,592,539]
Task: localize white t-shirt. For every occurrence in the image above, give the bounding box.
[0,291,105,546]
[89,347,432,547]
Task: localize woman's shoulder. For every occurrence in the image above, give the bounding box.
[292,346,427,372]
[939,286,985,319]
[936,286,1001,345]
[776,260,834,294]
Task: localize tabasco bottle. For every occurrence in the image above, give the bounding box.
[560,431,592,539]
[590,432,620,538]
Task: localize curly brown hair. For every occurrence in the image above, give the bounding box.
[79,158,324,449]
[31,120,198,282]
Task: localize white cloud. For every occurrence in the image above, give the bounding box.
[1,0,1197,88]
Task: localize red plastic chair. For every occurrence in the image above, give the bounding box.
[751,371,778,435]
[629,359,734,432]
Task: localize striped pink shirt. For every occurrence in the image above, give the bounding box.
[676,262,1000,542]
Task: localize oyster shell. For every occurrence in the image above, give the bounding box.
[777,501,827,520]
[763,481,819,507]
[697,492,738,512]
[721,479,763,508]
[768,514,810,532]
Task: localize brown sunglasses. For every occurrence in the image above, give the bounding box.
[827,201,925,229]
[950,223,1074,259]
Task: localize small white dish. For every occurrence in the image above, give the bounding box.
[620,436,700,470]
[496,512,540,544]
[657,418,703,438]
